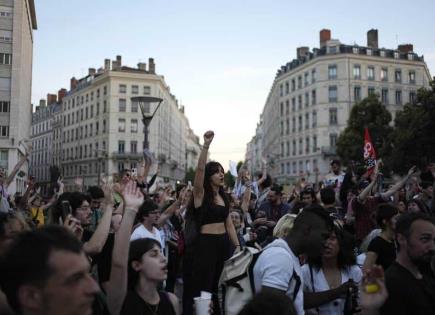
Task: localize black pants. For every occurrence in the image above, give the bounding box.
[192,233,231,311]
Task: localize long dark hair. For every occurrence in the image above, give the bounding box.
[127,238,161,289]
[308,224,356,270]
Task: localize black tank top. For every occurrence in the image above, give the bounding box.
[120,290,176,315]
[197,204,229,226]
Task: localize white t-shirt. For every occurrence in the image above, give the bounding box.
[130,225,165,250]
[301,264,362,315]
[253,238,305,315]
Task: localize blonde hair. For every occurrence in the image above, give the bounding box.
[273,214,297,238]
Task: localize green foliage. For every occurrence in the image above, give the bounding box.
[184,167,195,183]
[224,171,235,188]
[389,82,435,173]
[236,161,244,173]
[337,94,393,167]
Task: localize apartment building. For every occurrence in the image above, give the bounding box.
[248,29,432,183]
[0,0,36,193]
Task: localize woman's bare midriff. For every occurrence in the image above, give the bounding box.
[200,222,226,234]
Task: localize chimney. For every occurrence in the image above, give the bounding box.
[116,55,122,67]
[39,99,47,107]
[88,68,96,76]
[297,47,310,59]
[137,62,147,71]
[148,58,155,74]
[104,58,111,71]
[367,29,378,48]
[112,60,120,71]
[70,77,78,90]
[320,29,331,48]
[58,88,67,103]
[47,93,57,105]
[97,67,104,74]
[398,44,413,53]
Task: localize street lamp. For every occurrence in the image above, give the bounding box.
[131,96,163,149]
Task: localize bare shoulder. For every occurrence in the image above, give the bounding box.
[167,292,179,315]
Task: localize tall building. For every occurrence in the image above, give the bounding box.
[0,0,37,193]
[58,55,199,189]
[249,29,432,184]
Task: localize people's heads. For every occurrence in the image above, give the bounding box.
[128,238,166,289]
[421,181,433,198]
[273,214,297,238]
[267,184,283,205]
[120,169,132,184]
[230,210,243,230]
[238,290,296,315]
[0,211,29,254]
[257,173,272,190]
[320,187,335,206]
[330,159,341,174]
[376,203,399,232]
[288,205,333,259]
[395,212,435,268]
[86,186,105,210]
[205,161,225,188]
[137,199,160,225]
[68,192,92,226]
[0,226,99,315]
[300,188,316,206]
[408,199,427,213]
[397,200,407,214]
[32,195,43,207]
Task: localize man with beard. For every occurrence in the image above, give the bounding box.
[380,212,435,314]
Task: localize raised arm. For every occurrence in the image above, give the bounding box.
[193,131,214,208]
[157,188,185,227]
[82,183,114,256]
[256,158,268,187]
[240,181,252,214]
[5,149,30,187]
[106,181,144,315]
[381,166,416,199]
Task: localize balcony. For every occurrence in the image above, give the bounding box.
[321,146,337,157]
[111,152,143,160]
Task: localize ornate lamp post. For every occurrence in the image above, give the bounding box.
[131,96,163,149]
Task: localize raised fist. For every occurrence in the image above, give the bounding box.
[203,130,214,146]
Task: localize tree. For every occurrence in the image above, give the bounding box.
[224,171,235,188]
[184,167,195,183]
[336,94,394,170]
[389,82,435,174]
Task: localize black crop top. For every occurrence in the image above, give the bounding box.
[197,204,229,226]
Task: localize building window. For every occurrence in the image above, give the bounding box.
[409,91,416,104]
[103,86,107,95]
[381,68,388,81]
[330,133,338,147]
[304,72,309,86]
[131,119,138,133]
[292,161,297,174]
[0,101,10,112]
[292,98,296,111]
[0,126,9,137]
[285,119,289,135]
[143,86,151,95]
[280,102,284,116]
[367,66,375,80]
[328,65,337,80]
[298,76,302,89]
[291,79,296,91]
[329,86,338,102]
[279,84,283,97]
[305,113,309,129]
[353,65,361,79]
[313,135,317,152]
[305,92,309,107]
[103,100,107,113]
[118,141,125,153]
[280,163,285,174]
[311,69,316,84]
[368,87,376,96]
[0,53,12,65]
[97,89,100,98]
[285,81,289,95]
[285,100,289,115]
[354,86,361,102]
[96,102,100,115]
[118,119,125,132]
[305,137,310,154]
[292,117,296,132]
[298,116,302,131]
[298,95,302,110]
[292,140,296,156]
[381,89,389,104]
[298,138,303,155]
[280,121,283,136]
[103,120,106,133]
[311,90,316,105]
[286,141,290,156]
[131,141,137,153]
[132,85,139,94]
[409,71,416,84]
[119,99,126,112]
[395,70,402,83]
[395,90,402,105]
[286,162,290,174]
[329,108,338,125]
[281,142,284,157]
[312,110,317,127]
[119,84,127,93]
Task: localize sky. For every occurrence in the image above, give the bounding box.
[32,0,435,167]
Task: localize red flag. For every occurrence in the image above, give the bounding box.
[363,128,377,175]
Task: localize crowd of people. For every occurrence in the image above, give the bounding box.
[0,132,434,315]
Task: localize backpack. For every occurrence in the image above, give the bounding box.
[218,241,299,315]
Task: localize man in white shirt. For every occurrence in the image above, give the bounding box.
[253,205,333,315]
[130,200,164,251]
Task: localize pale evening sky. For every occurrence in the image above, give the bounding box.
[32,0,435,168]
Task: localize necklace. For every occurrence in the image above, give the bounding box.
[144,301,159,315]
